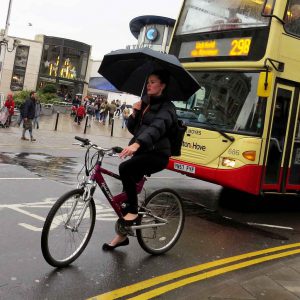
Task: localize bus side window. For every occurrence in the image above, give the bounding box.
[296,109,300,138]
[284,2,300,36]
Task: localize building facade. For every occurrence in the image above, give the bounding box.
[0,36,42,96]
[127,15,175,52]
[86,15,175,100]
[0,15,175,101]
[0,35,91,99]
[37,35,91,98]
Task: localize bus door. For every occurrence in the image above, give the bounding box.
[263,84,300,192]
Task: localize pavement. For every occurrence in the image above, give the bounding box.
[1,113,300,299]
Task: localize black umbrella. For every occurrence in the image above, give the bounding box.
[98,47,200,101]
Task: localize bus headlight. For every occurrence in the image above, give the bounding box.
[242,151,256,161]
[222,158,236,167]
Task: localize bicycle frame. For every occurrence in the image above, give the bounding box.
[90,163,147,218]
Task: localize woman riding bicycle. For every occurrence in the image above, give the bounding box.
[103,69,177,250]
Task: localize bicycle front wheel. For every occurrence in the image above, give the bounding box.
[136,188,185,255]
[41,189,96,268]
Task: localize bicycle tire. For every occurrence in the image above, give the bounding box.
[136,188,185,255]
[41,189,96,268]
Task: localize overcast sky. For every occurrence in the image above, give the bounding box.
[0,0,182,59]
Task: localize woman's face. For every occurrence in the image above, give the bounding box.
[147,75,166,97]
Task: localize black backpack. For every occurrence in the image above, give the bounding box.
[168,107,187,157]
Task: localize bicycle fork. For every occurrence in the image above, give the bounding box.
[65,183,96,232]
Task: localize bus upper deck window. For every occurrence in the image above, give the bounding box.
[285,3,300,36]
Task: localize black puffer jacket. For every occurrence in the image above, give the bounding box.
[127,95,176,157]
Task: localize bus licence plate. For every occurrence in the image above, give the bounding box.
[174,163,195,174]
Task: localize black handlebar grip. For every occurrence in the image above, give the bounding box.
[75,136,89,144]
[112,146,123,153]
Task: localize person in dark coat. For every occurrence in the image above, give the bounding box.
[103,70,176,251]
[21,91,36,141]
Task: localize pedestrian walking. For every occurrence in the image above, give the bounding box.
[99,100,108,124]
[75,103,86,125]
[86,102,95,127]
[33,99,42,129]
[21,91,37,141]
[17,100,25,127]
[108,100,117,125]
[115,99,121,117]
[121,105,130,129]
[4,92,15,127]
[94,98,100,121]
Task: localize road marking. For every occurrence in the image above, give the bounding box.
[0,144,78,150]
[0,178,43,180]
[247,222,294,230]
[19,223,42,231]
[89,243,300,300]
[9,206,45,221]
[0,198,116,231]
[129,248,300,300]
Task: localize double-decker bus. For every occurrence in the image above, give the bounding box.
[167,0,300,196]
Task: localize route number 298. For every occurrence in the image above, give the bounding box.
[229,38,251,56]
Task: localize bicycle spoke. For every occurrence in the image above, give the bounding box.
[137,189,184,255]
[41,189,96,267]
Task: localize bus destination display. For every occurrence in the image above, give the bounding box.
[179,37,252,59]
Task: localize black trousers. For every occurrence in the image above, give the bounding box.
[119,153,169,214]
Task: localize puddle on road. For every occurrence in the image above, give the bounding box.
[0,152,79,184]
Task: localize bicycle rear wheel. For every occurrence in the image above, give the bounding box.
[136,188,185,255]
[41,189,96,267]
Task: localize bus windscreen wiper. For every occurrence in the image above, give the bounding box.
[203,120,235,142]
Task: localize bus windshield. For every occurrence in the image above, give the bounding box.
[173,72,266,136]
[177,0,271,35]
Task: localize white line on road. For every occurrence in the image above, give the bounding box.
[247,222,294,230]
[19,223,42,231]
[8,206,46,221]
[0,178,43,180]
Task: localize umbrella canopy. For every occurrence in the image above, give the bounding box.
[98,47,200,101]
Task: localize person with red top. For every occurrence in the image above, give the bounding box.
[75,103,86,125]
[4,92,15,127]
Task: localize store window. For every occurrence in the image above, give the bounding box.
[40,44,88,81]
[40,45,61,76]
[10,45,29,91]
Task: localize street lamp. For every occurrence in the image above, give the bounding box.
[0,36,21,52]
[0,0,16,94]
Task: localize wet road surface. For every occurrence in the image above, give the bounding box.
[1,136,300,299]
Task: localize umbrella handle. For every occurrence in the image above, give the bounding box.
[140,76,147,98]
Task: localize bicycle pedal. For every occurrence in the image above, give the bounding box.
[126,227,134,236]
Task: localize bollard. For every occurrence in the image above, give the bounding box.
[54,112,59,131]
[111,118,114,137]
[84,116,88,134]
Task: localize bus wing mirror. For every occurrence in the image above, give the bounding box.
[257,71,273,98]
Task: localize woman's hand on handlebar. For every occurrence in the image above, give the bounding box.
[119,143,140,159]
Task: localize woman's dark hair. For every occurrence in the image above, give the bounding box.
[149,69,170,87]
[30,91,36,97]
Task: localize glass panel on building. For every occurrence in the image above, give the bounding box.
[10,45,29,91]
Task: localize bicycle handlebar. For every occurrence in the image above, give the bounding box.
[75,136,89,145]
[74,136,123,154]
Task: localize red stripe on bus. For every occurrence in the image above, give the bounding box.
[167,159,262,195]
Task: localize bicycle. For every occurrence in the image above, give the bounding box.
[41,136,185,268]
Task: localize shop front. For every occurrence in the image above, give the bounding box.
[38,36,90,100]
